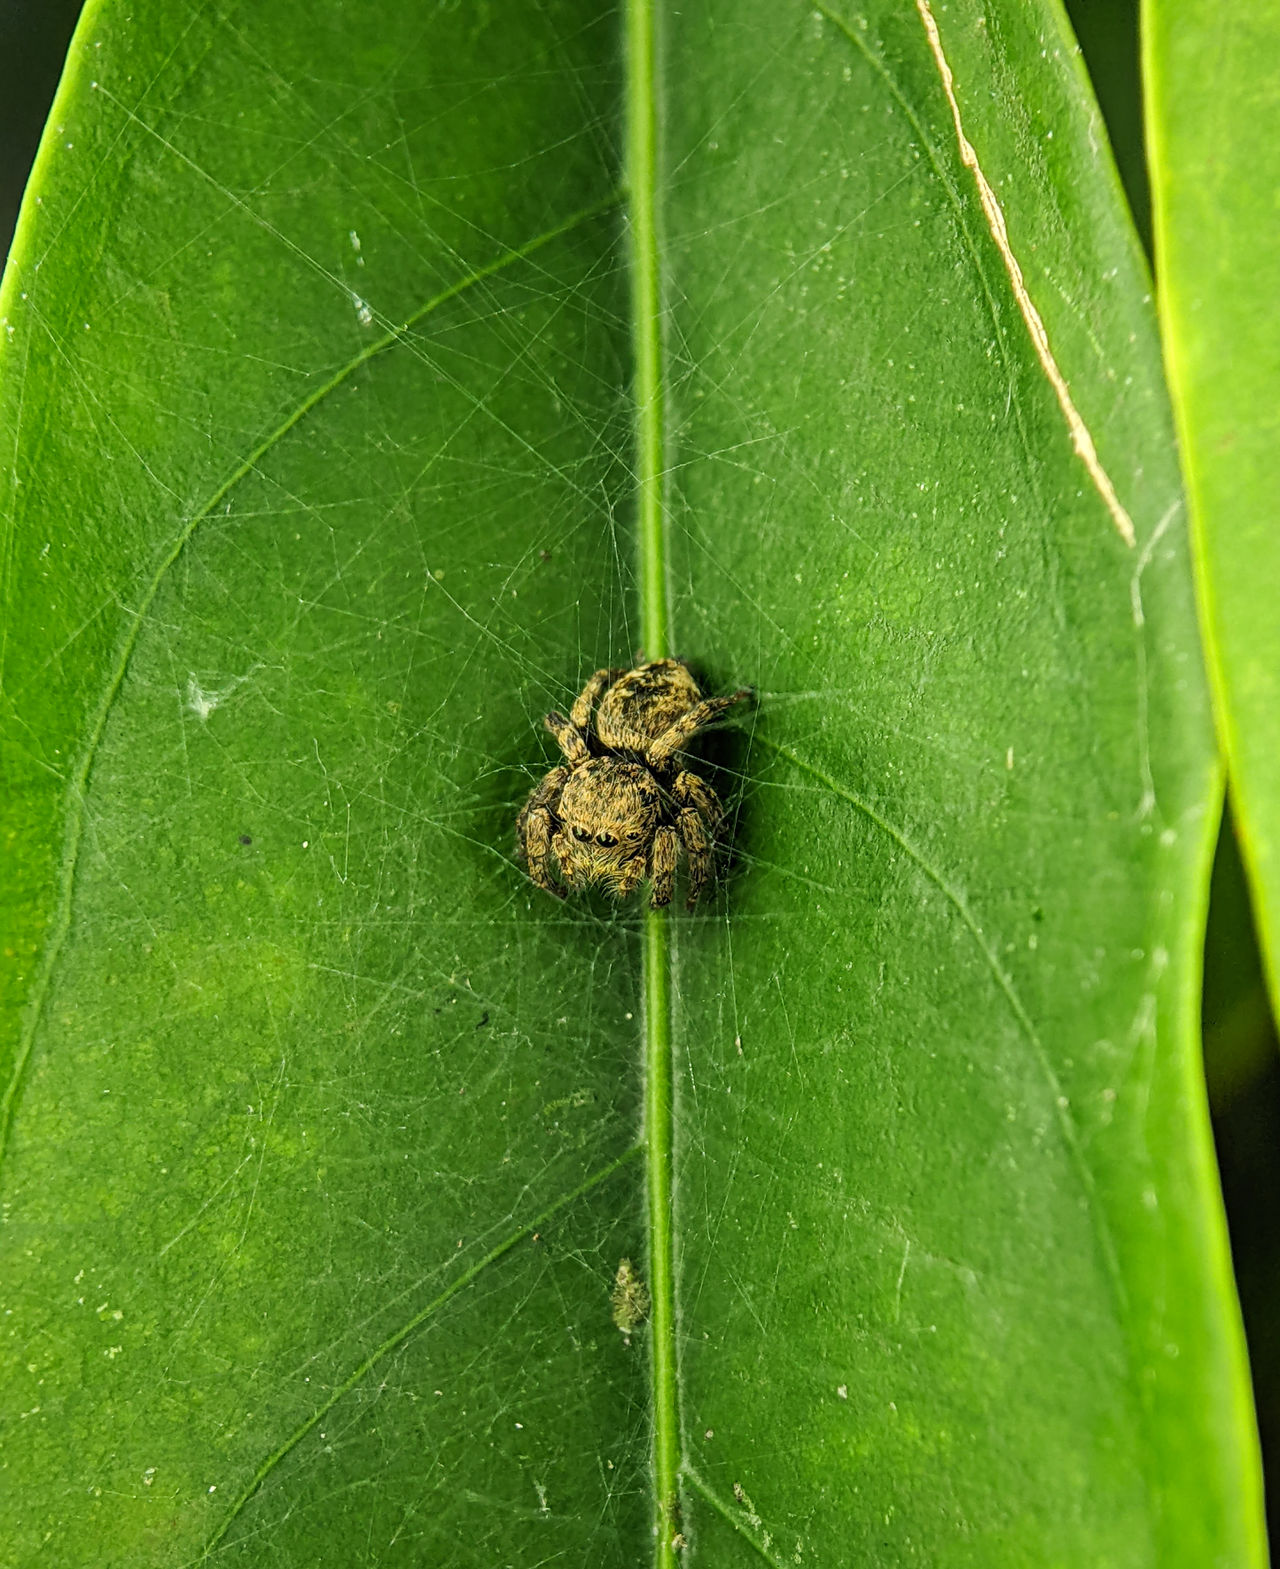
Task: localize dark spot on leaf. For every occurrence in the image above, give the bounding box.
[239,834,252,846]
[476,1011,490,1029]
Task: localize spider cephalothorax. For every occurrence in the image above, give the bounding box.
[517,659,749,908]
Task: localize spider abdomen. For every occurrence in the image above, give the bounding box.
[595,659,702,753]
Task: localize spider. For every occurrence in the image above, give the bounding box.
[517,659,749,909]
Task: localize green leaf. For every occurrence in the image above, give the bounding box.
[1146,8,1280,1020]
[0,0,1262,1563]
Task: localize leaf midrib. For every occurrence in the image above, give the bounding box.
[625,1,681,1564]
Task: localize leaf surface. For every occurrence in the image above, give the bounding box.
[0,0,1262,1563]
[1147,5,1280,1025]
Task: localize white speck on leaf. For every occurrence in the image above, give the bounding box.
[186,666,258,721]
[186,678,220,721]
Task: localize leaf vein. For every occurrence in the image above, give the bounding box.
[626,2,682,1565]
[0,192,622,1177]
[680,1463,787,1568]
[753,732,1129,1316]
[192,1143,643,1563]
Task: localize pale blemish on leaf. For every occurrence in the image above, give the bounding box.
[610,1256,650,1341]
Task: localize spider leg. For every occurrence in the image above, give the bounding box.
[518,764,568,832]
[570,667,625,730]
[522,808,566,898]
[649,825,679,909]
[672,768,724,831]
[517,766,569,899]
[544,710,591,767]
[676,807,714,908]
[647,688,751,768]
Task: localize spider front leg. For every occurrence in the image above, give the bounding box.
[648,688,751,767]
[672,768,724,831]
[543,710,591,766]
[517,765,569,899]
[649,826,679,909]
[676,808,714,908]
[673,769,724,905]
[570,667,625,729]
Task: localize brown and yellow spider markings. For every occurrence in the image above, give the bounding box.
[516,659,749,909]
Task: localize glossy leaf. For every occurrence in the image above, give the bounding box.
[1147,6,1280,1020]
[0,0,1262,1563]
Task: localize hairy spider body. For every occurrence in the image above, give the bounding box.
[517,659,748,908]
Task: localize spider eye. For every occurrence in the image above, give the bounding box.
[572,826,591,842]
[596,832,619,848]
[626,830,643,841]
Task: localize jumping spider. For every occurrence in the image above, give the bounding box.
[517,659,749,909]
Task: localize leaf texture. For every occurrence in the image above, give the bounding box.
[0,0,1262,1563]
[1148,4,1280,1034]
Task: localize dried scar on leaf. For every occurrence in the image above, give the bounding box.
[611,1257,650,1338]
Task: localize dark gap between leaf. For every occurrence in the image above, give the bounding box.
[1063,0,1152,256]
[1204,800,1280,1548]
[0,0,85,257]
